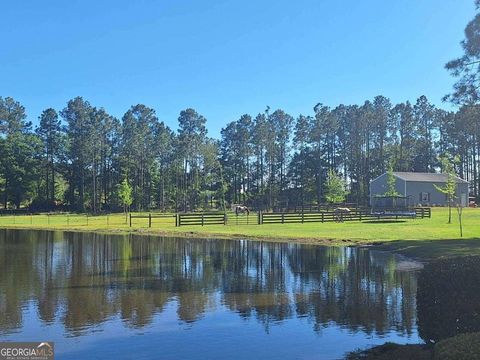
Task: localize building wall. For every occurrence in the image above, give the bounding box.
[370,175,469,207]
[406,181,469,207]
[369,174,406,205]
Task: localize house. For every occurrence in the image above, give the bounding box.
[369,172,469,207]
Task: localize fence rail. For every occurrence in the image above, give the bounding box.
[129,213,176,227]
[232,214,253,225]
[0,208,429,228]
[259,207,431,224]
[416,207,431,218]
[177,213,227,226]
[260,210,364,224]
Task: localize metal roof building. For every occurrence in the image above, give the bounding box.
[369,172,469,207]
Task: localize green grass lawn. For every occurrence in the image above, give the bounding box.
[0,207,479,259]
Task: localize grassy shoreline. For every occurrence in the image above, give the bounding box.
[1,207,479,260]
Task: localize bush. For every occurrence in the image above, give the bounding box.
[417,256,480,343]
[345,343,431,360]
[434,332,480,360]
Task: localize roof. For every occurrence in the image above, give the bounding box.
[392,172,469,183]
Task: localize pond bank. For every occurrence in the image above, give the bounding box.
[0,207,479,260]
[1,221,479,261]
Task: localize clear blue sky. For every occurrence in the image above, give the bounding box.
[0,0,474,137]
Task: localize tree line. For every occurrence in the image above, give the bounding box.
[3,1,480,213]
[0,94,478,213]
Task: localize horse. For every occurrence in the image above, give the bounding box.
[334,207,351,222]
[234,205,250,216]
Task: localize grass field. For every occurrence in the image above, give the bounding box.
[0,208,479,259]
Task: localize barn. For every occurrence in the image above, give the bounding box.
[369,172,469,207]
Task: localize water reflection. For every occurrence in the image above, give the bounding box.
[0,229,419,358]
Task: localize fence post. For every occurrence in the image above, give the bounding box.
[201,214,204,226]
[281,213,284,224]
[129,213,132,227]
[359,211,362,221]
[149,213,152,228]
[175,214,178,227]
[421,208,424,218]
[224,213,227,225]
[321,212,324,223]
[301,212,304,224]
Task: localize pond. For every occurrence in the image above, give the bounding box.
[0,229,423,359]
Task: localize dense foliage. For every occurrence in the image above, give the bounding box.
[0,94,478,212]
[434,332,480,360]
[417,256,480,343]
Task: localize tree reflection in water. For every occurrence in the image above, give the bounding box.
[0,229,417,338]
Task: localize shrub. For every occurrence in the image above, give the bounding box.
[417,256,480,343]
[434,332,480,360]
[345,343,431,360]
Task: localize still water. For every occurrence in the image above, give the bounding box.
[0,229,421,359]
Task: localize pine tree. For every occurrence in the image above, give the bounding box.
[60,97,93,211]
[36,108,61,208]
[0,97,39,208]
